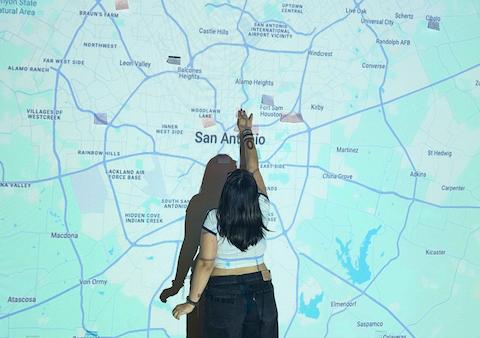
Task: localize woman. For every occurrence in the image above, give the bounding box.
[172,108,279,338]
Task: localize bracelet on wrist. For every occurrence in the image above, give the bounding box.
[186,295,199,307]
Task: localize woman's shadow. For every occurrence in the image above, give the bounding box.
[159,154,237,338]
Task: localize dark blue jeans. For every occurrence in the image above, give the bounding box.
[203,270,278,338]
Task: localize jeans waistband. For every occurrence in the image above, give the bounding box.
[207,270,267,286]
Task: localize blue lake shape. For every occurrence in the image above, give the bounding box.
[298,291,324,319]
[335,225,382,284]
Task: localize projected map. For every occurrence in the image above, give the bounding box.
[1,0,479,337]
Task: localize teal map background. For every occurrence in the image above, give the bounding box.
[0,0,479,337]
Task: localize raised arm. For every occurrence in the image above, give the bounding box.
[237,109,268,197]
[239,117,247,170]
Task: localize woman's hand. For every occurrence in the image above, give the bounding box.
[237,108,253,132]
[172,302,195,320]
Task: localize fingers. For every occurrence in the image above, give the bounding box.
[172,305,179,319]
[172,306,183,320]
[237,108,251,121]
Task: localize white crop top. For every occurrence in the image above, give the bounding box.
[201,192,270,269]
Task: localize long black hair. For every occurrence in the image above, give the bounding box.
[216,168,273,252]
